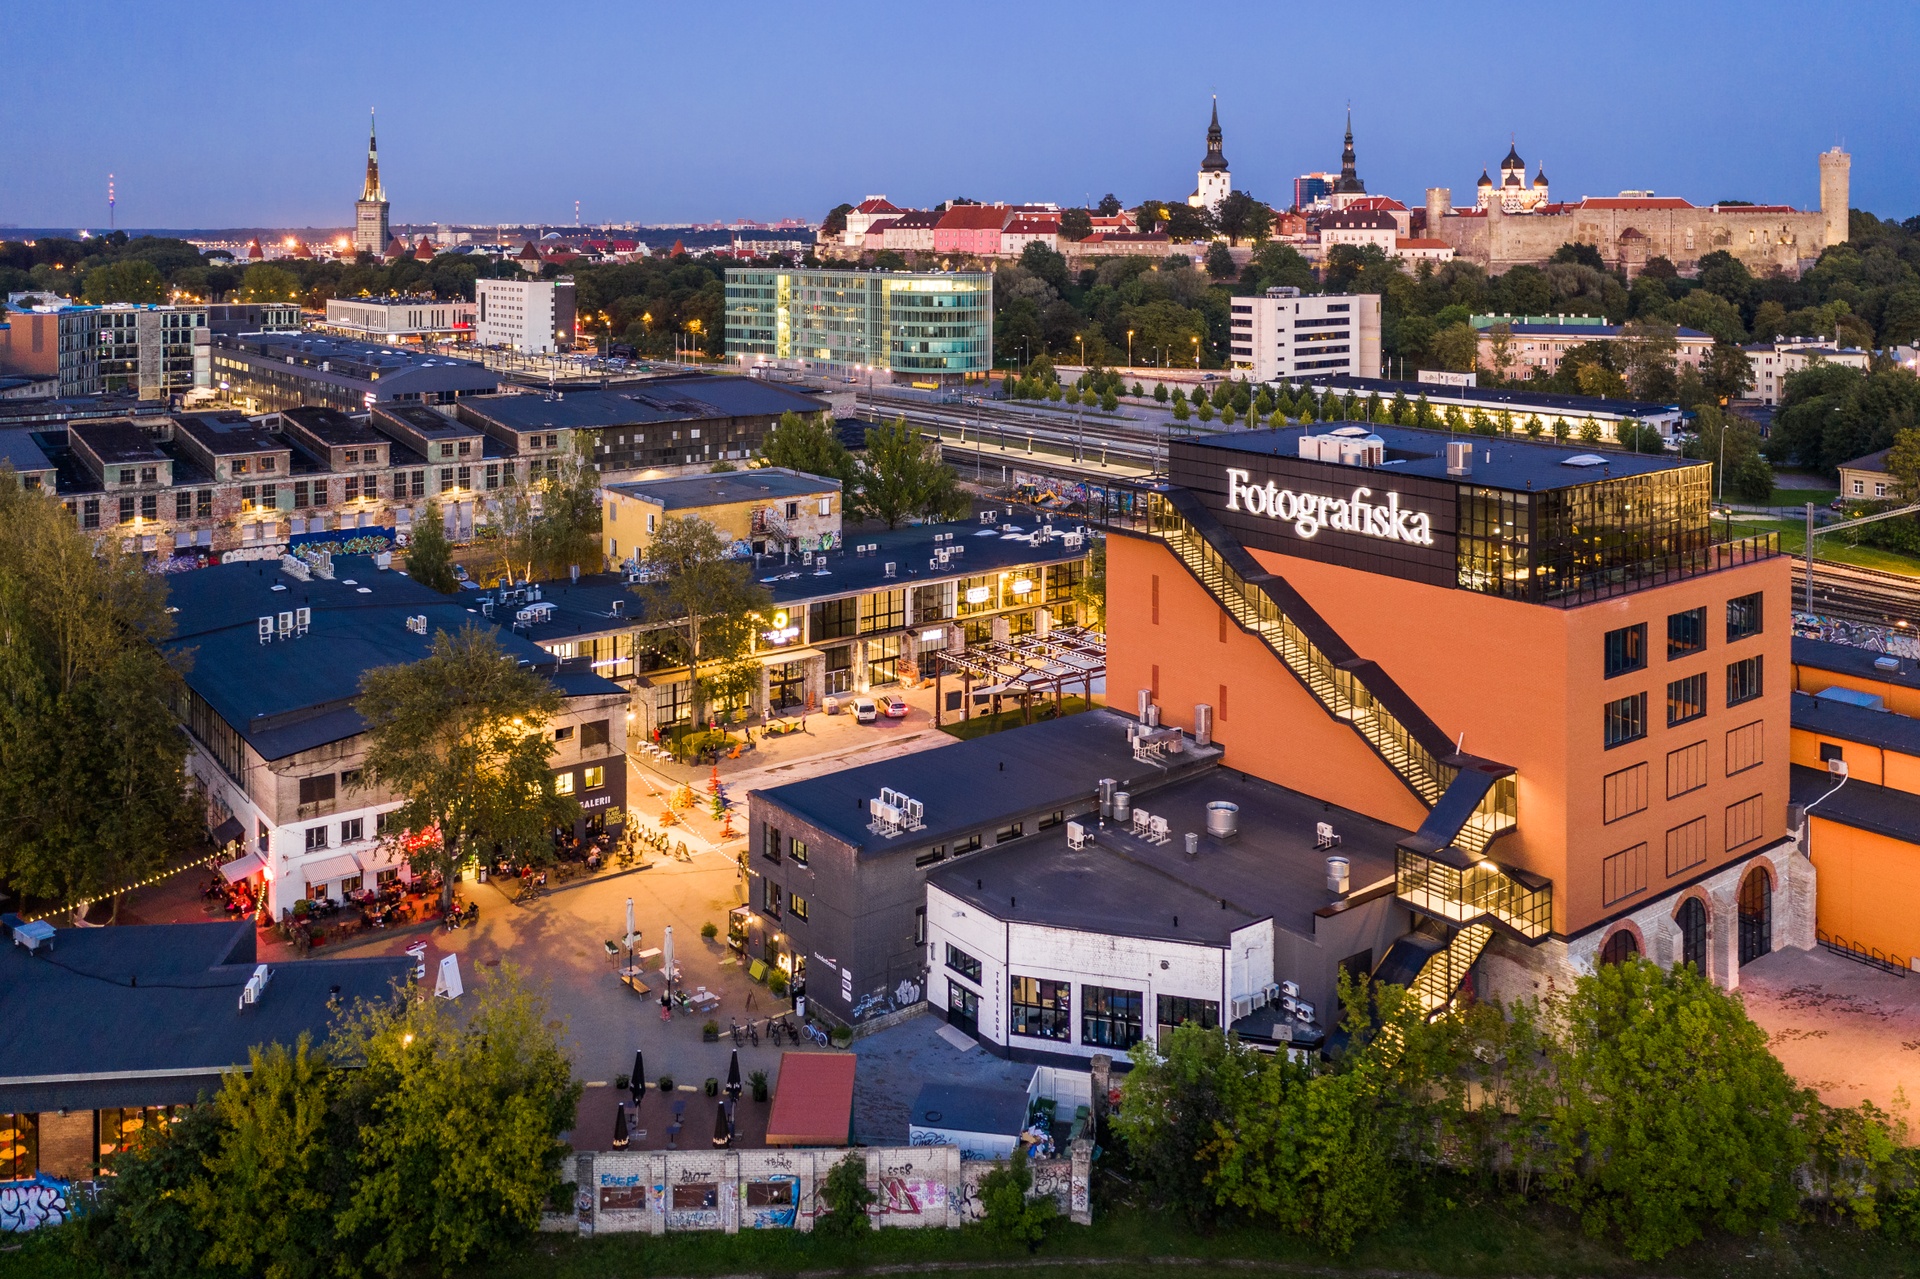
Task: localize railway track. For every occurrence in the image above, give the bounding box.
[856,391,1221,473]
[1792,557,1920,627]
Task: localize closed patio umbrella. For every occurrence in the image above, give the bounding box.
[711,1096,731,1147]
[662,925,675,995]
[630,1050,644,1102]
[725,1049,741,1100]
[624,897,636,952]
[613,1102,630,1150]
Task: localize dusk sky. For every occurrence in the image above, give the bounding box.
[7,0,1917,231]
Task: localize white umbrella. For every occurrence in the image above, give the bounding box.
[625,897,637,951]
[662,925,675,994]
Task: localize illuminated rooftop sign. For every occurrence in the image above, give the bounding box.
[1224,467,1434,547]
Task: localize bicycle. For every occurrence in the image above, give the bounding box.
[729,1017,742,1046]
[747,1019,759,1048]
[802,1023,829,1047]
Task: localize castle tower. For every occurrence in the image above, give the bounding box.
[1189,97,1232,211]
[353,110,391,258]
[1329,108,1366,209]
[1819,147,1851,247]
[1426,187,1452,233]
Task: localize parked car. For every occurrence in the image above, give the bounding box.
[852,698,878,723]
[882,695,908,718]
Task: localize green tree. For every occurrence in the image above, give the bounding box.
[762,410,854,485]
[0,479,195,917]
[855,417,966,528]
[1196,399,1214,423]
[185,1037,343,1279]
[977,1146,1058,1249]
[1059,208,1093,242]
[1100,387,1118,412]
[1427,321,1479,372]
[333,964,580,1277]
[1684,404,1772,501]
[529,437,604,578]
[81,258,165,303]
[820,203,854,239]
[1551,241,1606,271]
[1112,1022,1243,1218]
[238,263,302,303]
[816,1151,875,1237]
[1219,403,1236,426]
[638,514,770,726]
[1172,397,1191,422]
[1215,192,1274,245]
[1204,241,1238,280]
[1619,321,1681,401]
[84,1103,227,1279]
[405,499,460,594]
[1887,427,1920,501]
[356,625,574,910]
[1700,339,1757,404]
[1614,420,1668,453]
[1548,958,1809,1261]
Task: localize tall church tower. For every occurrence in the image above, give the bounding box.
[1329,109,1367,209]
[1819,147,1851,247]
[353,110,391,258]
[1189,98,1232,212]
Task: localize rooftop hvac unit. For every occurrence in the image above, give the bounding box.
[1114,791,1132,823]
[238,963,273,1011]
[1446,440,1474,475]
[294,607,310,637]
[1148,815,1171,845]
[884,562,896,578]
[1315,822,1340,849]
[1280,980,1300,999]
[1326,855,1350,893]
[610,598,624,617]
[277,611,294,639]
[1129,807,1149,837]
[1183,831,1199,857]
[1066,821,1089,849]
[257,616,274,644]
[1194,702,1214,747]
[1295,1000,1316,1024]
[406,615,428,635]
[1231,994,1254,1021]
[1206,801,1239,839]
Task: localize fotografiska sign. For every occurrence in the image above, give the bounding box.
[1224,468,1435,547]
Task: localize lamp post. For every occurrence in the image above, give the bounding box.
[1127,328,1134,370]
[1077,334,1085,369]
[1191,335,1200,369]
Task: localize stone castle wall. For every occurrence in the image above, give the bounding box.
[1434,203,1830,278]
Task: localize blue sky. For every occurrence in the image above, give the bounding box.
[5,0,1916,230]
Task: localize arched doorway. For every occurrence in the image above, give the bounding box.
[1737,865,1773,964]
[1677,897,1708,973]
[1599,929,1639,967]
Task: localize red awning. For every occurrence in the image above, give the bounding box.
[765,1051,857,1147]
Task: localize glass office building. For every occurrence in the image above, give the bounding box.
[725,268,992,386]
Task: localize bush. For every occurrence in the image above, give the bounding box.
[82,1104,225,1279]
[1220,404,1237,426]
[977,1146,1057,1249]
[1154,383,1168,403]
[767,968,789,998]
[700,921,718,940]
[815,1151,874,1237]
[658,1075,675,1094]
[704,1077,719,1097]
[1196,400,1214,423]
[1100,389,1118,412]
[1131,382,1145,397]
[749,1070,770,1103]
[613,1072,631,1092]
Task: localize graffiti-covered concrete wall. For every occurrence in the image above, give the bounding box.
[571,1141,1091,1236]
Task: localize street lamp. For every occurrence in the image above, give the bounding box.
[1191,335,1200,368]
[1076,334,1085,368]
[1127,328,1134,370]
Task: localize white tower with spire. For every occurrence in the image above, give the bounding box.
[353,110,391,258]
[1188,98,1232,211]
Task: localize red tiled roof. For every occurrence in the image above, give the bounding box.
[855,197,903,214]
[1709,204,1797,214]
[936,205,1012,231]
[1003,218,1057,235]
[1345,195,1408,213]
[1396,238,1451,249]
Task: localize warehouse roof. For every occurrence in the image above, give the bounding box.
[606,468,838,511]
[455,374,824,434]
[1792,690,1920,757]
[1292,373,1684,420]
[1793,637,1920,693]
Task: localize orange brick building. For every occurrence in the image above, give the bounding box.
[1098,424,1805,1000]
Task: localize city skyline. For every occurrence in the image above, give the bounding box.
[5,0,1917,230]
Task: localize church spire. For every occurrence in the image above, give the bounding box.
[1333,106,1365,195]
[1200,95,1229,172]
[362,109,386,203]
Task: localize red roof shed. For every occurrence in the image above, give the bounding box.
[764,1051,857,1147]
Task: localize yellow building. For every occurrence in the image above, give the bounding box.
[603,467,842,567]
[1790,638,1920,969]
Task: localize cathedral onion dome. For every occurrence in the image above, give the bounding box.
[1477,169,1493,188]
[1534,168,1550,187]
[1502,142,1524,170]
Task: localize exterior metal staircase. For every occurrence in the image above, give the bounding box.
[1128,486,1552,945]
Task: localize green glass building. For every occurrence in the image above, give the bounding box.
[725,268,992,386]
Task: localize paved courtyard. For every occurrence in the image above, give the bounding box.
[1740,945,1920,1114]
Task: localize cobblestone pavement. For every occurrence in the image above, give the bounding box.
[1740,945,1920,1112]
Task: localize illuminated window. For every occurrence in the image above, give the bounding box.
[582,766,605,790]
[554,772,575,796]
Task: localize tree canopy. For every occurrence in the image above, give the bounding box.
[638,514,770,726]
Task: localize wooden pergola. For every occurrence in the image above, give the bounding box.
[933,625,1107,728]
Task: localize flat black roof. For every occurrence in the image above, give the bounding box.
[1792,691,1920,756]
[927,764,1406,945]
[374,403,479,439]
[172,411,284,455]
[608,469,838,511]
[164,555,621,759]
[458,374,825,434]
[280,405,386,447]
[1294,373,1683,419]
[0,426,55,474]
[69,418,167,464]
[1197,424,1698,492]
[0,920,409,1112]
[1793,637,1920,692]
[751,708,1221,857]
[910,1081,1029,1136]
[1792,762,1920,845]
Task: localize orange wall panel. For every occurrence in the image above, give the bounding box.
[1809,815,1920,962]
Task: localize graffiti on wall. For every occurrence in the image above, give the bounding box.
[0,1176,72,1232]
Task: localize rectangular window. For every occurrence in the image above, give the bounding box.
[953,833,982,855]
[582,765,605,789]
[82,497,99,529]
[1727,656,1764,707]
[1604,692,1647,749]
[175,491,192,520]
[1151,574,1160,624]
[1218,683,1228,722]
[1602,762,1648,823]
[581,719,610,748]
[140,494,157,521]
[1602,843,1648,906]
[788,891,807,920]
[0,1112,36,1179]
[1726,719,1765,774]
[1665,816,1708,876]
[915,844,947,867]
[1820,741,1845,764]
[1604,623,1647,678]
[1667,740,1709,798]
[554,772,574,796]
[304,825,329,851]
[762,824,781,863]
[344,476,361,502]
[1081,985,1144,1049]
[1009,975,1071,1041]
[411,471,426,498]
[439,468,454,493]
[1725,793,1765,851]
[1038,811,1064,830]
[1667,607,1707,658]
[1667,672,1708,726]
[1727,591,1763,642]
[994,820,1024,844]
[341,817,364,842]
[789,838,808,867]
[197,489,213,519]
[915,905,926,945]
[745,1180,794,1208]
[945,944,982,983]
[670,1183,718,1211]
[761,875,782,917]
[119,495,135,524]
[298,774,336,805]
[1155,994,1220,1034]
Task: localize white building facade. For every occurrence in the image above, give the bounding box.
[476,277,578,354]
[323,296,476,342]
[1229,288,1384,383]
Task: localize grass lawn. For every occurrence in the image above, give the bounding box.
[7,1180,1919,1279]
[1730,515,1920,576]
[939,695,1095,741]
